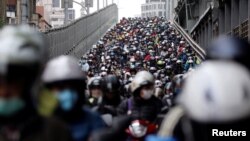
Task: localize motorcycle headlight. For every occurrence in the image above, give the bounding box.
[129,122,147,138]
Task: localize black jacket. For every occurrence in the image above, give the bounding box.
[117,96,162,122]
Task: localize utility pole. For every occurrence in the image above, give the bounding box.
[103,0,105,8]
[16,0,21,24]
[21,0,28,24]
[64,0,69,24]
[106,0,108,6]
[184,0,189,29]
[86,0,90,15]
[97,0,100,11]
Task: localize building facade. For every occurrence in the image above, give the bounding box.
[165,0,177,20]
[39,0,75,28]
[0,0,38,26]
[175,0,250,49]
[141,0,177,20]
[141,0,166,18]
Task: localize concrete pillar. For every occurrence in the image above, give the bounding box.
[64,0,69,24]
[208,19,212,46]
[185,0,189,29]
[202,27,205,48]
[17,0,21,24]
[21,0,28,24]
[231,0,239,29]
[204,23,208,48]
[239,0,248,23]
[97,0,100,11]
[225,2,231,33]
[248,0,250,41]
[219,7,225,34]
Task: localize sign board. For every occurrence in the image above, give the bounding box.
[61,0,73,8]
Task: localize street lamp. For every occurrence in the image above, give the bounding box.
[65,0,90,24]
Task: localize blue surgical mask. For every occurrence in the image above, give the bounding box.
[0,98,25,116]
[56,89,78,111]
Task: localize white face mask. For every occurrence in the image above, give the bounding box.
[141,89,154,100]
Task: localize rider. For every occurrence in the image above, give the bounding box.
[87,76,104,107]
[94,75,122,117]
[41,55,106,141]
[117,71,162,122]
[0,25,72,141]
[149,36,250,141]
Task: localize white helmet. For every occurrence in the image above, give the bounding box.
[42,55,86,83]
[178,61,250,122]
[155,80,163,88]
[0,25,46,75]
[101,66,106,71]
[131,71,154,93]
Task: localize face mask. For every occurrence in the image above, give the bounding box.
[56,89,78,111]
[0,98,25,116]
[141,89,154,100]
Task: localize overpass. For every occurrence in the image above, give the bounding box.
[43,4,206,61]
[43,4,118,58]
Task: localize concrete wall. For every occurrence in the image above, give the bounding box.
[176,0,250,49]
[44,4,118,58]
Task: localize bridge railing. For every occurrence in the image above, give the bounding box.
[173,20,206,61]
[43,4,118,58]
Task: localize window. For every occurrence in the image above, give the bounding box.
[69,14,73,20]
[158,4,162,9]
[159,11,163,16]
[51,18,58,21]
[154,4,156,9]
[53,0,60,7]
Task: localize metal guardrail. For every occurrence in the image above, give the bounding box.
[173,20,206,61]
[43,4,118,58]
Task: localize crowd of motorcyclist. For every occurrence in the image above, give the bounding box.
[0,16,249,141]
[80,17,198,117]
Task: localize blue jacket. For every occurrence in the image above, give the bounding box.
[69,108,106,141]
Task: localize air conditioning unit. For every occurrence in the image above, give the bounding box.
[6,11,15,18]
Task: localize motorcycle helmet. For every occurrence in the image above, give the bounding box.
[103,75,121,94]
[42,56,86,84]
[178,61,250,122]
[130,71,154,94]
[0,25,47,114]
[157,60,165,69]
[88,76,103,90]
[207,35,250,70]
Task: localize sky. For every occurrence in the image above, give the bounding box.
[73,0,145,20]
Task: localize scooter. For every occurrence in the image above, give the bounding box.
[126,120,158,141]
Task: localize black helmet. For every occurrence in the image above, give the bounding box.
[103,75,121,93]
[88,77,103,90]
[207,36,250,70]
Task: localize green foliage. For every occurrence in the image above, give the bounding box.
[0,19,5,28]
